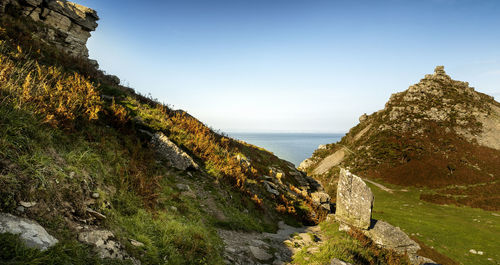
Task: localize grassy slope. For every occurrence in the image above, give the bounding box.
[0,8,328,264]
[368,182,499,265]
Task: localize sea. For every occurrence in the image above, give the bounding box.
[228,133,344,166]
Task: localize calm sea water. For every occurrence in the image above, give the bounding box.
[228,133,344,166]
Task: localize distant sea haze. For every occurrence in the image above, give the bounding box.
[228,133,345,166]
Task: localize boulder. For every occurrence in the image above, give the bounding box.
[150,132,199,171]
[249,245,273,261]
[362,220,420,255]
[311,191,330,206]
[0,213,58,251]
[335,169,373,229]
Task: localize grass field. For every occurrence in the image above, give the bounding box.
[368,182,500,265]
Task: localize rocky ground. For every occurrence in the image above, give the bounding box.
[218,221,324,265]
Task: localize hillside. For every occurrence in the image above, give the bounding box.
[0,1,338,264]
[301,65,500,210]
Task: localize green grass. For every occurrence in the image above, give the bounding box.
[368,182,500,265]
[291,221,410,265]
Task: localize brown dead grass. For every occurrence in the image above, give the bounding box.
[411,237,459,265]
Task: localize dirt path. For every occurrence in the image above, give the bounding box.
[218,221,323,265]
[363,178,394,193]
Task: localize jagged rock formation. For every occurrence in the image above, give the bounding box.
[150,132,199,171]
[0,213,58,251]
[0,0,98,57]
[335,169,373,229]
[302,66,500,210]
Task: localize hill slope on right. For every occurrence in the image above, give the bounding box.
[301,66,500,211]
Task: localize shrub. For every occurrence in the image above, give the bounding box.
[0,45,102,127]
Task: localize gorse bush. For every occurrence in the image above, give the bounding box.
[0,43,102,127]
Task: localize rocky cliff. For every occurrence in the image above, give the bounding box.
[302,66,500,210]
[0,0,98,57]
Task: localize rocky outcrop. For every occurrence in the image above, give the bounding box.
[363,220,420,255]
[150,132,199,171]
[78,229,140,264]
[0,213,58,251]
[0,0,98,57]
[335,169,373,229]
[332,171,435,264]
[297,158,313,172]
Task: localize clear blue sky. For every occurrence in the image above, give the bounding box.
[78,0,500,133]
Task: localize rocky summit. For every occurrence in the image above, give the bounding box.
[302,66,500,210]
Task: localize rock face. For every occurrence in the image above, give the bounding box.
[0,0,98,57]
[0,213,58,251]
[362,220,420,255]
[335,169,373,229]
[150,132,199,171]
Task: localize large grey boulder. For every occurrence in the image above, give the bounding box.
[363,220,420,255]
[0,213,58,251]
[150,132,199,171]
[335,169,373,229]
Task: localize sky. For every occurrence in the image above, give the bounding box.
[77,0,500,133]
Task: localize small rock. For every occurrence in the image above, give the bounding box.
[181,190,197,199]
[19,201,37,208]
[331,258,353,265]
[91,192,100,199]
[176,183,191,191]
[129,239,144,247]
[16,206,25,213]
[477,251,483,255]
[273,259,284,265]
[86,208,106,219]
[308,246,320,254]
[469,249,477,254]
[249,246,272,261]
